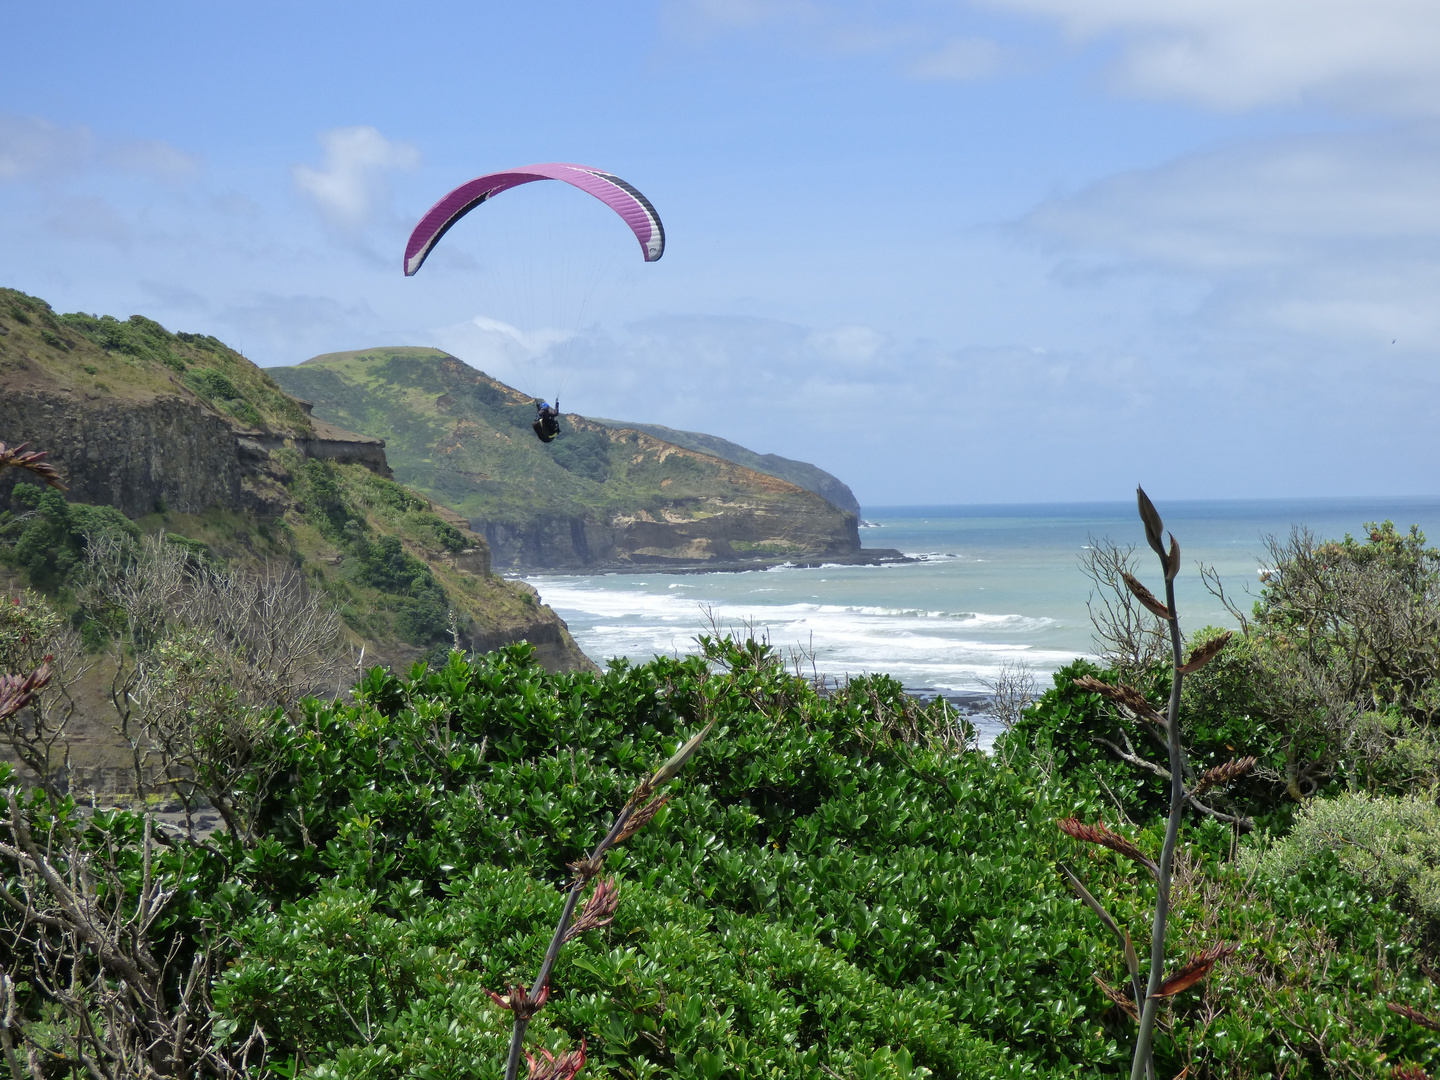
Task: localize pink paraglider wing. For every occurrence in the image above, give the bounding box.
[403,162,664,276]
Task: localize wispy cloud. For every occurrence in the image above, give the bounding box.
[106,138,201,181]
[0,115,200,182]
[982,0,1440,114]
[0,115,93,179]
[1023,125,1440,345]
[292,126,420,230]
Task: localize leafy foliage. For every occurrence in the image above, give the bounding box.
[1245,792,1440,922]
[0,481,139,591]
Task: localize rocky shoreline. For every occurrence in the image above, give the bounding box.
[513,545,910,576]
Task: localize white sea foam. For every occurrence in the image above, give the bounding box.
[530,568,1082,699]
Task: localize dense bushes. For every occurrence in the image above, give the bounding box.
[1246,792,1440,922]
[0,638,1437,1076]
[0,481,139,591]
[291,459,457,646]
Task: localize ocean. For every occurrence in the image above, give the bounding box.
[522,498,1440,744]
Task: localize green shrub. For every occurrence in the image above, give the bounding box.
[1244,791,1440,922]
[0,484,140,592]
[184,366,242,401]
[548,428,612,483]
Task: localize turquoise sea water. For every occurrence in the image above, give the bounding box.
[524,499,1440,739]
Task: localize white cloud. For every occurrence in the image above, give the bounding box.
[1023,125,1440,345]
[429,314,576,382]
[0,115,92,179]
[982,0,1440,113]
[292,126,420,230]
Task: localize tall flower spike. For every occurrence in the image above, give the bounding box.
[1121,572,1172,620]
[1177,632,1232,675]
[1073,675,1162,720]
[1150,943,1239,999]
[1059,817,1160,879]
[616,794,669,843]
[1388,1002,1440,1033]
[563,877,620,942]
[650,721,715,788]
[486,981,549,1019]
[0,442,67,490]
[526,1038,587,1080]
[1136,486,1166,559]
[1189,756,1257,799]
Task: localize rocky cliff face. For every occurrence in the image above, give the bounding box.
[588,418,862,516]
[477,425,862,570]
[0,386,391,517]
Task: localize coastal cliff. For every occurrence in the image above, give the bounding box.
[269,347,868,571]
[0,287,590,672]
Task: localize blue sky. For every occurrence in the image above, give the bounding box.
[3,1,1439,506]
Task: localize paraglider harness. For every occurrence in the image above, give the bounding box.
[533,399,561,443]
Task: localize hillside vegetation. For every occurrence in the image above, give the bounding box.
[0,289,591,738]
[269,348,863,570]
[586,417,861,516]
[1,286,310,434]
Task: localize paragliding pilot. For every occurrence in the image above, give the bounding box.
[533,399,561,443]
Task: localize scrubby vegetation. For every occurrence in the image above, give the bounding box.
[266,348,853,554]
[3,447,1440,1078]
[0,287,312,434]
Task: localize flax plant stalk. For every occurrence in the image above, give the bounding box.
[499,722,714,1080]
[1130,487,1188,1080]
[1061,490,1251,1078]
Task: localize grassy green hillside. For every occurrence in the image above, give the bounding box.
[270,348,859,568]
[1,289,589,677]
[1,286,311,434]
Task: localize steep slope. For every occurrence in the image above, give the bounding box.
[0,287,590,673]
[270,347,864,571]
[588,418,860,515]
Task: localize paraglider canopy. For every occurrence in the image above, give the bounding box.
[403,163,665,276]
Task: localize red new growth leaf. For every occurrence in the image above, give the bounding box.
[1151,943,1239,999]
[526,1038,587,1080]
[1392,1066,1433,1080]
[0,664,53,723]
[0,442,67,490]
